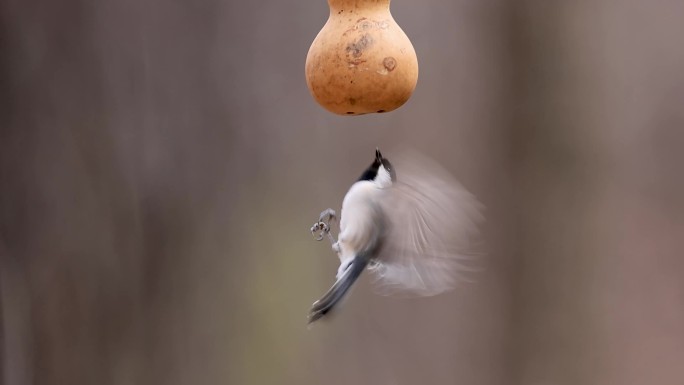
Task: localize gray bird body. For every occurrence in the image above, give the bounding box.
[308,149,483,324]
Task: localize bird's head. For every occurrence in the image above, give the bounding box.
[358,148,396,187]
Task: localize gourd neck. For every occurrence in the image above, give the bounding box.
[327,0,390,12]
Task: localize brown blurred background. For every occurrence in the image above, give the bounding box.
[1,1,684,384]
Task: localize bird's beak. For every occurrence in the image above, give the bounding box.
[375,148,382,161]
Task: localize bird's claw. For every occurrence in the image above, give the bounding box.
[311,208,337,241]
[310,221,330,241]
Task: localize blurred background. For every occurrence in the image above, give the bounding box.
[1,0,684,384]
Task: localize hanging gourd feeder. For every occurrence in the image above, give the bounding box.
[305,0,419,115]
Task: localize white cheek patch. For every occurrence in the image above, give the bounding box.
[376,166,392,188]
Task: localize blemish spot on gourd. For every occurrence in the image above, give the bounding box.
[346,34,373,58]
[358,19,373,30]
[346,33,373,65]
[383,57,396,71]
[376,57,397,75]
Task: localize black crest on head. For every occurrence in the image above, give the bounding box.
[357,148,396,182]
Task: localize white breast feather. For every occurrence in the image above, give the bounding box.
[337,181,382,265]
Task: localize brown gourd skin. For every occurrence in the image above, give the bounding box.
[305,0,419,115]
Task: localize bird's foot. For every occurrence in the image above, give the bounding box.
[310,221,330,241]
[311,208,337,243]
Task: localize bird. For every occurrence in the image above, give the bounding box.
[308,148,484,324]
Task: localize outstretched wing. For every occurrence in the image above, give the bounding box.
[371,151,484,297]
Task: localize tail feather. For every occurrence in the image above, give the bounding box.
[308,254,369,324]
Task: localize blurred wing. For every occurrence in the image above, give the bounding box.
[371,151,484,297]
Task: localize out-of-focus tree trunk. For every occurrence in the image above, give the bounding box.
[509,2,684,384]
